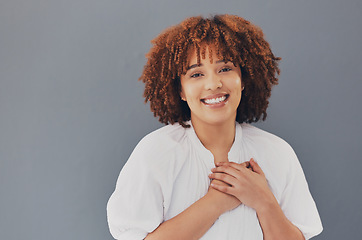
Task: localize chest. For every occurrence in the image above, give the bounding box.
[162,143,285,220]
[163,148,212,220]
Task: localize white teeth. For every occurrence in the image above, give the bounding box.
[204,96,226,104]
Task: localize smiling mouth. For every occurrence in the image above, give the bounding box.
[201,94,229,105]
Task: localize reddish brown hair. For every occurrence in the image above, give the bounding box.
[139,14,280,127]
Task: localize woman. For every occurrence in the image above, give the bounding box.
[107,14,323,240]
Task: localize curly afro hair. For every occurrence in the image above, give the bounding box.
[139,14,281,128]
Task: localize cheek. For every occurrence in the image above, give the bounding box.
[182,83,199,99]
[186,88,198,102]
[234,75,242,85]
[227,76,242,90]
[230,77,243,100]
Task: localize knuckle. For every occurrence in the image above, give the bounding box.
[216,166,224,172]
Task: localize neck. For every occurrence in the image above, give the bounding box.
[191,118,236,155]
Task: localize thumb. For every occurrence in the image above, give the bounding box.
[250,158,264,175]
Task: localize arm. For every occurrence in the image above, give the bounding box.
[210,159,304,240]
[145,181,240,240]
[256,198,304,240]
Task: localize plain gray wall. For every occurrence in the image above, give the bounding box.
[1,0,361,239]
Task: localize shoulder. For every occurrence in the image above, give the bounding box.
[239,123,300,180]
[239,124,304,200]
[136,123,187,154]
[240,123,295,157]
[127,123,188,168]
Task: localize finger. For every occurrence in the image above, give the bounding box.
[209,173,238,186]
[241,161,251,168]
[211,165,241,178]
[210,182,236,196]
[249,158,264,175]
[216,161,249,171]
[216,161,250,168]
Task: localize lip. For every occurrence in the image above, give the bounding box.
[201,93,228,101]
[200,93,229,108]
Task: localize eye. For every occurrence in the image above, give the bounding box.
[190,73,203,78]
[219,67,232,73]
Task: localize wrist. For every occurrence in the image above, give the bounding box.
[255,195,279,215]
[255,198,305,240]
[203,191,228,216]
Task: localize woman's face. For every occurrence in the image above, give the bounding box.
[180,45,243,127]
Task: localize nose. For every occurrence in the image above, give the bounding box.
[204,72,222,90]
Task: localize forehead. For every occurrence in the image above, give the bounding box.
[179,40,236,75]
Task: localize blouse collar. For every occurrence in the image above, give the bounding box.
[185,121,243,167]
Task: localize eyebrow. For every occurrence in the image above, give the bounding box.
[186,60,230,71]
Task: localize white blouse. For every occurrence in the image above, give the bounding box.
[107,122,323,240]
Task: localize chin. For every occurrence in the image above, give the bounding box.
[200,115,236,126]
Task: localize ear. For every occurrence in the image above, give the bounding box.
[180,90,186,101]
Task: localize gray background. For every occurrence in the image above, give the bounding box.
[1,0,361,239]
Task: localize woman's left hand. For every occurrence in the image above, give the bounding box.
[209,158,276,212]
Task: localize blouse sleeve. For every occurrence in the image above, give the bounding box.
[279,145,323,240]
[106,143,165,240]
